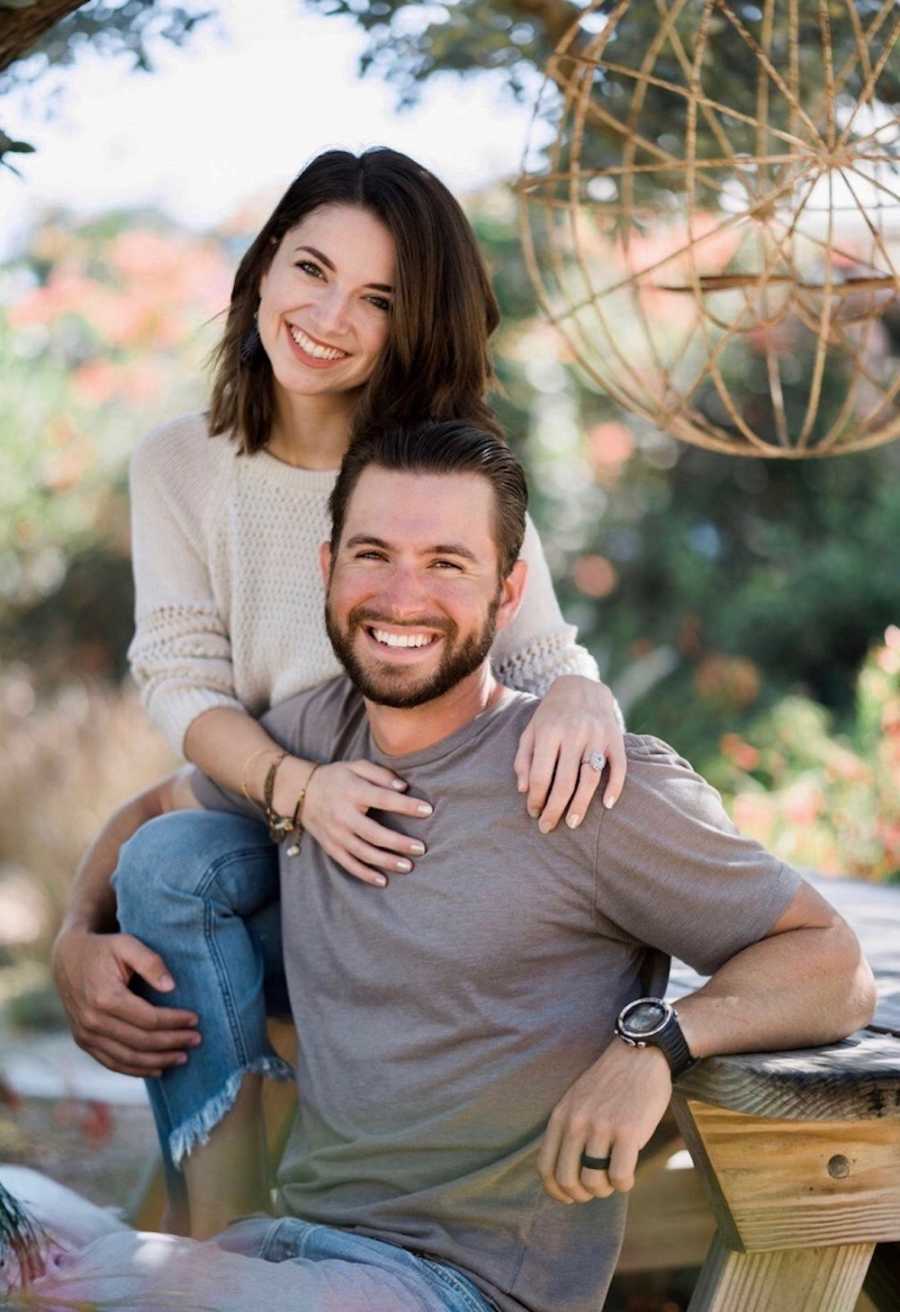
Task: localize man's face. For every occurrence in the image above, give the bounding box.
[322,467,524,708]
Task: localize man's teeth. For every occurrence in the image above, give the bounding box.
[289,325,348,361]
[372,629,435,649]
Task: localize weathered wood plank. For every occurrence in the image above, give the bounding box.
[677,1099,900,1252]
[688,1235,873,1312]
[673,1031,900,1121]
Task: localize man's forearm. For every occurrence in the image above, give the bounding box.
[676,918,876,1061]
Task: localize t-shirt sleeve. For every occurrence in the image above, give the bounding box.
[592,736,801,977]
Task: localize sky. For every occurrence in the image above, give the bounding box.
[0,0,539,247]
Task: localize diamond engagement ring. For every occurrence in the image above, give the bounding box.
[583,750,607,773]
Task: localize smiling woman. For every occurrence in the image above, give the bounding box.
[51,145,628,1246]
[256,206,395,418]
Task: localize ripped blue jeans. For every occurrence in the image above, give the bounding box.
[112,809,292,1195]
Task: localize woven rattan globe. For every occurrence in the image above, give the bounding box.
[517,0,900,457]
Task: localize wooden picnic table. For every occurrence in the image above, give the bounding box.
[621,876,900,1311]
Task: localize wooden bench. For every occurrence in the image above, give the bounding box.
[621,876,900,1311]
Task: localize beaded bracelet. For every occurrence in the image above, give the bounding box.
[262,752,291,842]
[262,755,320,855]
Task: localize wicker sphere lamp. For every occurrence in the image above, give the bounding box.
[517,0,900,457]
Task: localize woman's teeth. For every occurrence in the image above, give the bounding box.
[289,325,348,361]
[371,629,435,649]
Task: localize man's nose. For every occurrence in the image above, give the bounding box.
[375,567,431,618]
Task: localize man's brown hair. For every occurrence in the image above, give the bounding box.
[329,421,528,580]
[208,148,502,451]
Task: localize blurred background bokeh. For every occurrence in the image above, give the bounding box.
[0,2,898,1307]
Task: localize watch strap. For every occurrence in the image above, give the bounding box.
[655,1009,696,1080]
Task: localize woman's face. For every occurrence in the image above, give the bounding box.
[257,203,396,401]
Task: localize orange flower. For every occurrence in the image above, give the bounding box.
[721,732,760,771]
[573,554,618,599]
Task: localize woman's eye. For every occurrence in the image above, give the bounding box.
[297,260,324,278]
[366,295,391,313]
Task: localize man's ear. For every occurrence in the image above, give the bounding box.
[320,541,332,585]
[495,559,528,634]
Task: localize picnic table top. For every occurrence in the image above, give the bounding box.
[667,875,900,1121]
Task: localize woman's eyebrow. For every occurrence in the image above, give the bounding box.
[294,244,393,294]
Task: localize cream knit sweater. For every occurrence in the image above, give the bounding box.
[128,413,599,756]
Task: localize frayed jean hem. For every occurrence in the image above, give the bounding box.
[168,1057,295,1168]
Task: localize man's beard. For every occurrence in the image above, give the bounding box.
[325,595,500,709]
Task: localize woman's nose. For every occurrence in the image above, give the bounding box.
[311,285,352,337]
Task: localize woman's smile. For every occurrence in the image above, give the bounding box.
[286,322,351,370]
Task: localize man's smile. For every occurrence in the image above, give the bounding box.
[361,623,444,661]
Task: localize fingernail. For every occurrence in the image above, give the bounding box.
[567,814,581,829]
[190,1034,202,1046]
[409,842,426,855]
[417,803,433,816]
[177,1054,188,1065]
[159,975,175,990]
[396,859,412,872]
[528,807,539,819]
[538,819,551,834]
[517,780,527,793]
[375,876,387,888]
[392,780,407,790]
[604,795,617,809]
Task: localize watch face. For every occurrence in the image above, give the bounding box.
[624,1000,669,1037]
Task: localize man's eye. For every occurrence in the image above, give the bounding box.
[432,560,462,571]
[356,550,387,561]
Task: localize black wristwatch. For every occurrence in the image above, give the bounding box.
[615,997,696,1079]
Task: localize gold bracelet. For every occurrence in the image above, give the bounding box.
[241,746,279,802]
[285,763,321,857]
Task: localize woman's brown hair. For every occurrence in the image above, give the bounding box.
[208,148,503,451]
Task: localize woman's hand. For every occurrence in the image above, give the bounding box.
[513,675,626,832]
[279,759,433,887]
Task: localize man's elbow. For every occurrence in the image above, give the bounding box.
[828,921,877,1037]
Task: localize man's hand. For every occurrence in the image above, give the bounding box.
[538,1039,672,1203]
[52,926,201,1079]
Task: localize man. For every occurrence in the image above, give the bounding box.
[19,421,873,1311]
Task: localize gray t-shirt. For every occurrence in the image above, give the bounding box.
[191,677,800,1312]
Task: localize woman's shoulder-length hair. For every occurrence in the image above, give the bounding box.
[207,147,504,451]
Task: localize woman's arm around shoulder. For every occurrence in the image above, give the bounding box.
[491,513,627,828]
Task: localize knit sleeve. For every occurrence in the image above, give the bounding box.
[490,513,599,696]
[126,416,244,757]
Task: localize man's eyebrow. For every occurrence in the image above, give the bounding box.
[344,534,477,562]
[295,245,393,294]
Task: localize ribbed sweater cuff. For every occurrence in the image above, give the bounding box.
[146,687,247,759]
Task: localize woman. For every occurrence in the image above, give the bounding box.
[55,147,626,1239]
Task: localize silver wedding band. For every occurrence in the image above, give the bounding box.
[582,750,607,774]
[580,1150,611,1171]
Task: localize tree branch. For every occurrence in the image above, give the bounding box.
[0,0,90,75]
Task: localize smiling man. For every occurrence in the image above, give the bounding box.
[15,421,874,1312]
